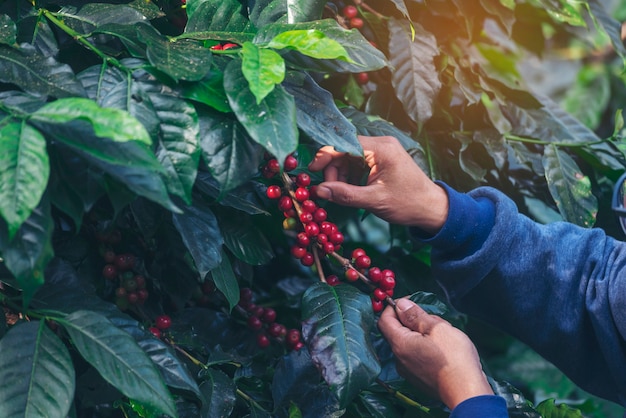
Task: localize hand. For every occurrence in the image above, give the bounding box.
[307,135,448,234]
[377,298,493,409]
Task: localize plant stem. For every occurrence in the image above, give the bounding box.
[236,388,268,413]
[376,378,430,412]
[504,133,604,147]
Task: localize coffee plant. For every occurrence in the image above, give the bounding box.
[1,0,626,416]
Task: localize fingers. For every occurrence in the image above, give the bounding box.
[378,303,416,342]
[394,298,446,335]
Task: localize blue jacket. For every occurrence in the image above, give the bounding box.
[413,183,626,415]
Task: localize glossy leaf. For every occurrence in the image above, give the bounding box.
[248,0,289,28]
[60,310,177,418]
[31,97,152,145]
[536,399,584,417]
[587,0,626,60]
[197,108,265,193]
[172,201,223,280]
[0,195,53,307]
[0,321,75,418]
[184,0,254,35]
[359,391,403,418]
[218,213,275,265]
[301,283,381,409]
[388,19,441,125]
[285,0,326,23]
[194,172,270,215]
[241,42,286,104]
[283,72,361,156]
[210,249,240,312]
[267,29,352,62]
[543,145,597,227]
[199,368,236,418]
[223,58,298,167]
[0,14,16,45]
[0,119,49,239]
[58,3,147,34]
[180,71,231,113]
[0,44,85,98]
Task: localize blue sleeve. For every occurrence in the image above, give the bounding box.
[450,395,508,418]
[413,183,626,406]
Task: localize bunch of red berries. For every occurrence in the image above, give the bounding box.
[149,314,172,339]
[238,287,303,351]
[263,154,396,314]
[101,246,149,309]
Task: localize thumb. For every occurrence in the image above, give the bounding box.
[394,298,440,334]
[315,181,371,208]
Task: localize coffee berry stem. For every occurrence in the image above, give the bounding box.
[351,0,384,18]
[312,247,327,283]
[376,378,430,412]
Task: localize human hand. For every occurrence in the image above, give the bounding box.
[307,135,448,234]
[377,298,493,409]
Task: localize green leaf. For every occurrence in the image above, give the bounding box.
[536,398,584,417]
[179,71,231,113]
[218,213,275,265]
[267,29,353,62]
[242,42,286,104]
[223,58,298,167]
[31,97,152,146]
[0,119,49,239]
[136,23,213,81]
[0,44,85,98]
[197,109,266,193]
[0,195,53,307]
[254,20,387,73]
[59,310,177,418]
[210,249,240,312]
[185,0,254,33]
[560,64,610,131]
[0,15,16,45]
[388,19,441,125]
[543,145,597,227]
[249,0,289,28]
[198,369,236,418]
[172,202,223,280]
[0,321,75,418]
[301,283,381,408]
[359,391,403,418]
[283,72,362,156]
[58,3,147,34]
[194,172,270,215]
[284,0,327,23]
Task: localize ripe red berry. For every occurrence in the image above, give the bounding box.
[345,268,359,282]
[262,165,275,178]
[351,248,367,260]
[379,275,396,291]
[266,185,282,199]
[368,267,382,283]
[284,155,298,171]
[210,44,223,51]
[371,299,384,313]
[149,327,162,339]
[385,288,394,297]
[286,329,301,347]
[297,232,310,247]
[294,187,310,202]
[252,306,265,318]
[102,264,117,280]
[322,241,335,254]
[356,72,369,85]
[329,231,344,245]
[257,333,271,348]
[268,322,285,337]
[373,288,387,301]
[350,17,364,29]
[291,245,307,259]
[316,233,328,244]
[301,199,317,213]
[222,43,239,50]
[296,172,311,187]
[240,287,253,302]
[313,208,327,223]
[262,308,277,323]
[305,222,320,237]
[343,5,358,19]
[355,255,371,269]
[326,275,340,286]
[155,315,172,330]
[300,252,314,266]
[299,212,313,224]
[247,315,263,330]
[267,158,280,173]
[320,221,334,236]
[278,196,293,211]
[382,269,395,279]
[293,341,305,351]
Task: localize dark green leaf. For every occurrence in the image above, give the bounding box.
[0,15,16,45]
[254,20,387,73]
[248,0,288,28]
[184,0,254,34]
[59,3,147,34]
[359,391,403,418]
[199,369,236,418]
[218,213,275,265]
[93,23,147,57]
[301,283,381,408]
[197,108,265,193]
[587,0,626,61]
[283,0,326,23]
[194,172,270,215]
[179,71,231,113]
[172,201,223,280]
[242,42,286,104]
[0,195,53,307]
[388,19,441,125]
[137,23,213,81]
[543,145,597,227]
[0,321,74,418]
[560,64,610,131]
[0,119,49,239]
[535,399,584,417]
[31,97,152,145]
[223,58,298,167]
[210,248,240,312]
[0,43,85,98]
[60,310,177,418]
[283,72,361,156]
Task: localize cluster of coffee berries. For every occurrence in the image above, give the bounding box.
[260,152,299,180]
[100,247,149,310]
[238,287,304,351]
[342,5,363,29]
[350,248,396,313]
[209,42,239,51]
[149,314,172,339]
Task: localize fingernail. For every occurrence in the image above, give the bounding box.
[315,185,331,200]
[395,298,414,312]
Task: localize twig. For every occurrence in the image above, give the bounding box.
[376,378,430,412]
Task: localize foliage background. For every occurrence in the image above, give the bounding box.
[0,0,626,416]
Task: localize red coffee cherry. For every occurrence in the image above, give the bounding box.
[266,185,282,199]
[350,17,364,29]
[149,327,162,339]
[299,212,314,224]
[291,245,307,259]
[102,264,117,280]
[284,155,298,171]
[247,315,263,330]
[351,248,366,260]
[379,275,396,291]
[345,268,359,282]
[262,308,277,323]
[356,72,369,85]
[301,253,315,266]
[137,288,149,302]
[373,288,387,301]
[155,315,172,330]
[296,172,311,187]
[222,43,239,50]
[305,222,320,237]
[355,255,371,269]
[368,267,382,283]
[329,231,344,245]
[257,333,271,348]
[343,5,358,18]
[326,275,340,286]
[320,221,334,236]
[313,208,327,223]
[301,199,317,213]
[371,299,384,313]
[286,329,301,347]
[297,232,310,247]
[294,187,310,202]
[322,241,335,254]
[268,322,286,337]
[278,196,293,211]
